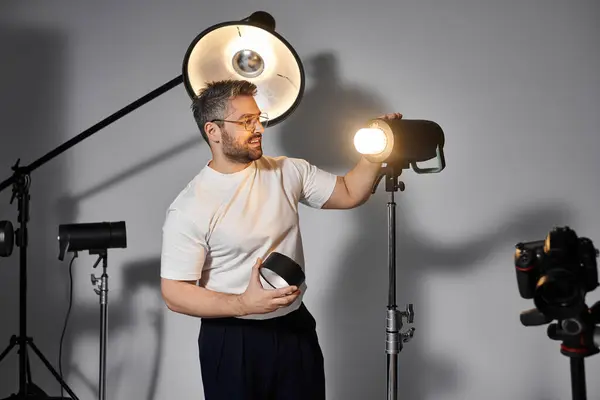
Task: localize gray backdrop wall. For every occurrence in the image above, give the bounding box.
[1,1,599,399]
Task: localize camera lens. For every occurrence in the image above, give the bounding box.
[539,278,577,304]
[534,269,585,320]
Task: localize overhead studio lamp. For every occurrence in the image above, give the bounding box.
[354,117,446,400]
[182,11,304,125]
[0,11,304,400]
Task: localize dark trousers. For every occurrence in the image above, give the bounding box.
[198,303,326,400]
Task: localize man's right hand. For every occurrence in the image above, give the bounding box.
[238,257,301,315]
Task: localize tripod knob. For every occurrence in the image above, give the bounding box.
[402,327,415,343]
[401,304,415,324]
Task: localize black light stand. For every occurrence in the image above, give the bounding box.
[0,75,184,399]
[0,165,79,400]
[363,118,446,400]
[371,163,416,400]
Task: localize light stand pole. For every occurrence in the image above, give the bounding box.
[89,249,109,400]
[371,163,416,400]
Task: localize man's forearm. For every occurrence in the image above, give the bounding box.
[343,156,382,206]
[161,278,245,318]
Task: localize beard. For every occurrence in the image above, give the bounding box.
[221,128,263,164]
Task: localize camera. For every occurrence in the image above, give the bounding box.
[514,227,600,398]
[514,226,599,320]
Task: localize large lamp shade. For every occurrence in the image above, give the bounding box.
[182,11,305,127]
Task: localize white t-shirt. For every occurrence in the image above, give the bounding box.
[160,155,338,320]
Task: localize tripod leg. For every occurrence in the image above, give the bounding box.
[26,346,32,384]
[27,340,80,400]
[0,336,17,363]
[570,358,586,400]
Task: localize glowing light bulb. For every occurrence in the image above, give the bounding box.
[354,128,388,155]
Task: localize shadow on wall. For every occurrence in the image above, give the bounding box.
[0,24,75,398]
[278,51,573,400]
[55,136,200,205]
[279,51,385,172]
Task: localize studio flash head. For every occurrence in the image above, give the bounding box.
[58,221,127,261]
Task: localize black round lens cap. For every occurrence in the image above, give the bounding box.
[259,252,305,288]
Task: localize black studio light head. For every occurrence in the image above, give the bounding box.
[58,221,127,261]
[354,118,446,174]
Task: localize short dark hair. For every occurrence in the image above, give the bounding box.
[191,80,258,144]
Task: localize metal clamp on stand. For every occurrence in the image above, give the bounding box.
[386,304,416,354]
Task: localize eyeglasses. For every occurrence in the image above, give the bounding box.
[211,112,269,131]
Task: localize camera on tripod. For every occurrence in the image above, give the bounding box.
[514,226,600,400]
[514,226,599,321]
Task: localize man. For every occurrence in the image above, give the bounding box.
[160,79,401,399]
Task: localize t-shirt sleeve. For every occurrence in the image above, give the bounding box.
[160,208,207,281]
[288,157,338,209]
